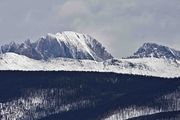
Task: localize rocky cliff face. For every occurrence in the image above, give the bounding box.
[0,31,113,61]
[131,43,180,60]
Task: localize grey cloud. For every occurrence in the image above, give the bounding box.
[0,0,180,58]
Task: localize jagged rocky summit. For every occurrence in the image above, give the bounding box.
[0,31,113,61]
[130,43,180,60]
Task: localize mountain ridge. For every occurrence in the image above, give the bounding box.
[1,32,180,61]
[0,31,180,78]
[0,31,113,61]
[130,42,180,60]
[0,52,179,78]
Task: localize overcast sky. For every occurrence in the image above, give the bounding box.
[0,0,180,58]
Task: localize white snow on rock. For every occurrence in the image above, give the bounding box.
[132,43,180,60]
[0,31,113,61]
[0,53,180,78]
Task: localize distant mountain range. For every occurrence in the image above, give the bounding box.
[0,31,180,78]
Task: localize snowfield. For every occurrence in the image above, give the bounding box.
[0,53,180,78]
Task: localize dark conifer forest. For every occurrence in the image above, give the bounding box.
[0,71,179,120]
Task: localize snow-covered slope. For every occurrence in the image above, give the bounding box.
[130,43,180,60]
[0,31,113,61]
[0,53,179,78]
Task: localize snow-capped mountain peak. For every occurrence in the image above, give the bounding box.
[132,42,180,60]
[1,31,113,61]
[46,31,96,58]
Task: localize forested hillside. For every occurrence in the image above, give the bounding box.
[0,71,179,120]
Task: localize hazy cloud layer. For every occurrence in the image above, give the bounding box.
[0,0,180,58]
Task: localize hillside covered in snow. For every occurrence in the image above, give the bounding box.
[0,53,179,78]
